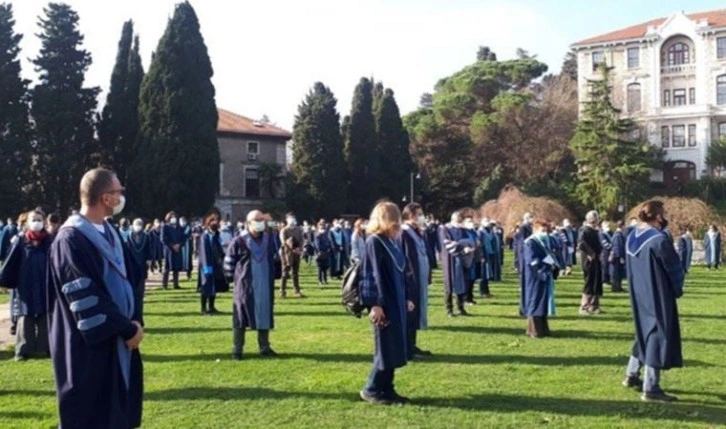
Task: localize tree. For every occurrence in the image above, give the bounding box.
[561,50,578,81]
[344,77,378,214]
[0,4,32,216]
[706,136,726,177]
[98,20,144,185]
[476,46,497,62]
[32,3,99,215]
[375,87,413,201]
[419,92,433,109]
[289,82,346,219]
[258,161,282,199]
[130,1,219,217]
[570,65,662,218]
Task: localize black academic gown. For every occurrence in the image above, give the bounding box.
[400,226,427,331]
[626,227,684,369]
[578,226,603,296]
[161,224,184,271]
[48,224,143,429]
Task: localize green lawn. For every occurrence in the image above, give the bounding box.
[1,254,725,428]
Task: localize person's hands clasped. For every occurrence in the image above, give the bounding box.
[407,300,415,312]
[125,321,144,350]
[369,306,387,327]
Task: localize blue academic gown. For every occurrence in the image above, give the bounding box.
[48,219,143,429]
[329,229,346,276]
[180,225,193,273]
[704,232,721,267]
[123,232,150,282]
[161,224,184,272]
[0,224,18,262]
[225,231,275,330]
[493,227,504,281]
[401,225,429,331]
[314,232,332,270]
[677,234,693,274]
[0,235,52,317]
[148,228,163,262]
[438,224,467,295]
[360,234,410,370]
[610,230,627,284]
[424,224,440,270]
[626,227,684,369]
[515,223,533,273]
[599,230,613,284]
[522,236,556,317]
[198,230,229,296]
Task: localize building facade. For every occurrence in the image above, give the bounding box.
[572,9,726,189]
[215,108,291,221]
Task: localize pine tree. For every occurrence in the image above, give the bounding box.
[98,20,144,185]
[0,4,32,216]
[289,82,346,219]
[131,1,218,216]
[32,3,99,215]
[570,65,662,217]
[375,87,413,201]
[344,77,378,214]
[561,50,578,81]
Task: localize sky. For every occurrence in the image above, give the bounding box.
[6,0,726,130]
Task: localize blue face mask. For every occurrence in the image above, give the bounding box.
[536,232,549,241]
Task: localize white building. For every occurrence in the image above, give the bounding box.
[572,9,726,189]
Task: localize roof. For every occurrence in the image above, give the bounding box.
[217,108,291,139]
[573,9,726,47]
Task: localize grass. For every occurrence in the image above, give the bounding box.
[1,252,726,428]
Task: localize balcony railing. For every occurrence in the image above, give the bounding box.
[660,63,696,74]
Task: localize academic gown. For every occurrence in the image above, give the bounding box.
[516,223,533,273]
[48,220,143,429]
[677,234,693,274]
[198,230,229,295]
[626,227,684,369]
[180,225,193,272]
[599,231,613,284]
[123,232,150,281]
[522,236,556,317]
[0,235,52,316]
[463,229,482,281]
[225,232,275,330]
[704,232,722,267]
[0,224,18,262]
[610,230,627,283]
[360,234,411,370]
[314,232,332,270]
[161,224,184,272]
[329,229,346,276]
[578,226,603,296]
[493,227,504,280]
[438,225,467,295]
[424,224,440,270]
[401,225,429,330]
[147,229,163,262]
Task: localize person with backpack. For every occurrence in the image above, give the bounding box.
[314,220,332,285]
[359,201,414,405]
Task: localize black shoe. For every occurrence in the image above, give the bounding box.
[208,308,220,315]
[641,391,678,402]
[388,391,411,404]
[14,355,27,362]
[457,309,470,316]
[622,376,643,390]
[414,347,433,356]
[359,391,392,405]
[446,310,454,318]
[260,348,278,357]
[173,285,181,290]
[232,353,243,361]
[200,310,208,315]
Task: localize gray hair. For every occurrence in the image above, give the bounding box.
[585,210,600,225]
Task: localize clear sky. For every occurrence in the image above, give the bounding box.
[6,0,726,130]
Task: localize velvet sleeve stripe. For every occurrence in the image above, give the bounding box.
[69,295,99,312]
[62,277,92,294]
[77,314,107,331]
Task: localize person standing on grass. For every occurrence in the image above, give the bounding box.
[123,219,150,317]
[161,212,185,290]
[622,200,684,403]
[578,210,603,315]
[610,221,627,292]
[400,203,432,361]
[439,211,472,318]
[522,218,558,338]
[279,212,305,298]
[599,221,613,288]
[677,227,693,275]
[704,224,721,270]
[225,210,277,360]
[47,168,144,428]
[147,220,163,274]
[360,201,414,405]
[0,209,53,361]
[180,217,193,281]
[198,211,228,315]
[350,218,367,264]
[314,220,332,285]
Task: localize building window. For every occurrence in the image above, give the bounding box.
[673,89,687,106]
[626,83,641,112]
[718,37,726,59]
[627,47,640,68]
[689,88,696,105]
[719,122,726,139]
[244,168,260,198]
[688,124,697,147]
[661,126,670,147]
[247,141,259,154]
[672,125,686,147]
[630,127,642,141]
[592,51,604,71]
[718,75,726,105]
[219,162,225,195]
[663,90,671,107]
[667,42,690,66]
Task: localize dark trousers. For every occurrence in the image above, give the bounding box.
[16,314,49,358]
[363,366,395,398]
[281,255,301,294]
[479,262,491,296]
[444,291,465,312]
[406,324,418,360]
[492,257,502,281]
[232,327,270,354]
[317,264,328,283]
[162,270,180,289]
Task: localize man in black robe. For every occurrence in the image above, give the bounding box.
[48,168,144,428]
[578,210,603,315]
[622,200,683,402]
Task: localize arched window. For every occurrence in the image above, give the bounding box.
[718,75,726,105]
[626,83,641,113]
[667,43,690,65]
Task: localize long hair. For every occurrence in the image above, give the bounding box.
[366,201,401,238]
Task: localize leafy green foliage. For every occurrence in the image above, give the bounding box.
[706,137,726,176]
[344,77,379,214]
[31,2,99,215]
[130,1,218,217]
[570,65,663,218]
[375,87,413,201]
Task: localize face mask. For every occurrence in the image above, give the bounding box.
[210,222,220,232]
[464,220,474,229]
[267,221,277,229]
[334,225,341,230]
[29,220,44,232]
[417,215,426,225]
[287,217,297,226]
[132,225,143,233]
[170,217,177,225]
[536,232,549,241]
[252,221,266,233]
[112,195,126,216]
[180,220,187,227]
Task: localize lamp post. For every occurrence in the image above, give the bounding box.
[409,172,421,203]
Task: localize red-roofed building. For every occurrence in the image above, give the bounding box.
[572,10,726,188]
[215,108,292,221]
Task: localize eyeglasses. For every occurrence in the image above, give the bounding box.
[104,187,126,195]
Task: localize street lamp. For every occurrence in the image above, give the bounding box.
[409,172,421,203]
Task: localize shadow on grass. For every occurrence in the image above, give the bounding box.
[0,389,54,397]
[414,393,726,425]
[429,325,634,340]
[145,326,227,335]
[145,386,354,402]
[0,411,53,419]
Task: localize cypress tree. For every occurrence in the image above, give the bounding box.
[32,3,99,215]
[375,87,413,201]
[131,1,218,216]
[0,4,32,216]
[98,20,144,185]
[290,82,346,219]
[344,77,378,214]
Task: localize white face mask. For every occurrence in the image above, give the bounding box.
[29,220,44,232]
[169,217,177,225]
[287,217,297,226]
[132,224,143,233]
[416,215,426,225]
[110,195,125,216]
[251,221,266,233]
[180,220,187,227]
[464,220,475,229]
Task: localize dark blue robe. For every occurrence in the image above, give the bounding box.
[493,226,504,281]
[599,230,613,284]
[563,227,577,266]
[198,230,229,296]
[48,220,143,429]
[438,224,467,295]
[677,234,693,274]
[610,230,626,283]
[0,234,52,316]
[314,232,332,270]
[123,232,150,281]
[180,225,193,272]
[0,224,18,261]
[400,226,429,330]
[147,228,163,262]
[704,232,721,266]
[424,224,440,269]
[522,236,556,317]
[360,234,410,370]
[225,232,275,330]
[329,229,346,276]
[161,224,184,272]
[626,226,684,369]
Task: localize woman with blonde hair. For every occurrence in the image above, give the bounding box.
[349,218,367,264]
[360,201,414,405]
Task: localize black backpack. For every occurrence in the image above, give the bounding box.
[341,261,365,318]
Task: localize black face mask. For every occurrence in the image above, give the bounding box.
[210,223,219,232]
